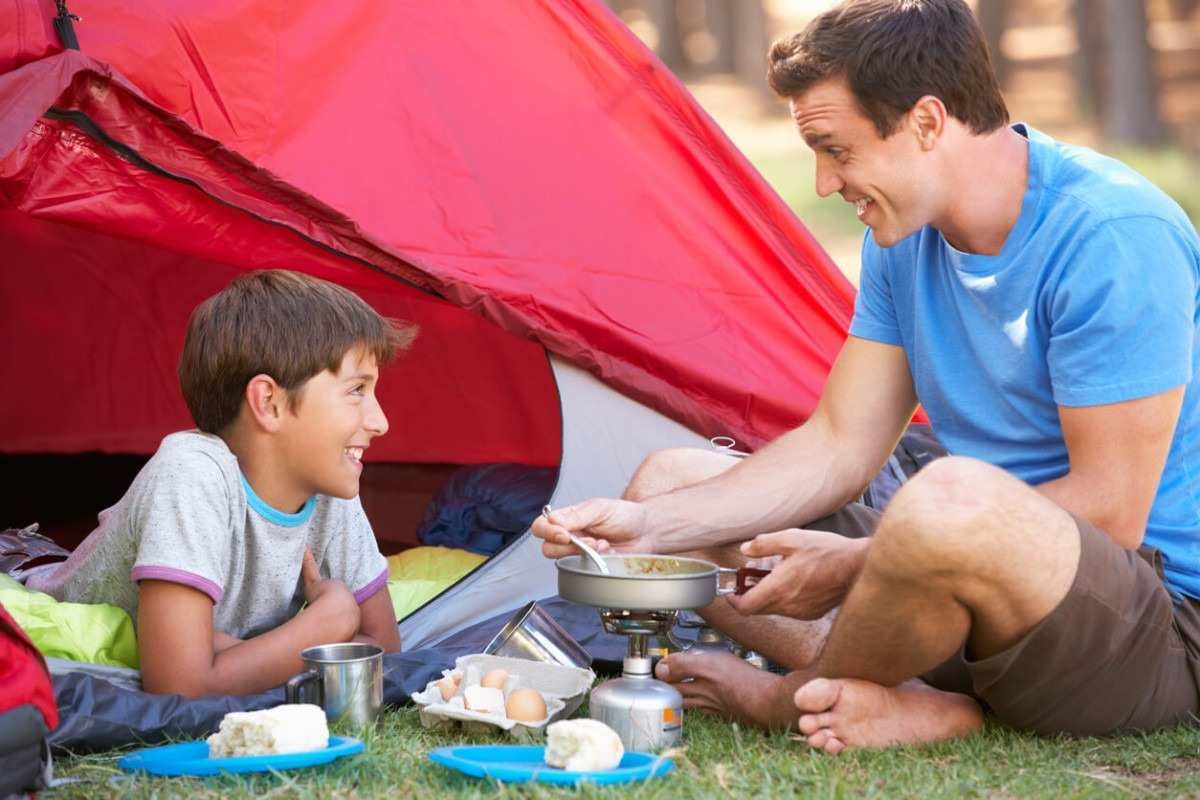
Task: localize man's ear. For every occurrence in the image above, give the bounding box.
[245,374,285,432]
[908,95,947,151]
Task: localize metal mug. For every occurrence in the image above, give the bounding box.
[285,642,383,729]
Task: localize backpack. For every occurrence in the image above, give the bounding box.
[0,602,57,796]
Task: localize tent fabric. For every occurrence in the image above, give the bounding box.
[1,0,855,461]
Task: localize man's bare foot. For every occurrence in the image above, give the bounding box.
[793,678,982,754]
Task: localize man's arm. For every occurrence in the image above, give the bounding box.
[353,585,401,652]
[638,336,919,552]
[1037,387,1184,550]
[535,337,918,556]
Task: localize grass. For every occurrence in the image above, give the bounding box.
[50,705,1200,799]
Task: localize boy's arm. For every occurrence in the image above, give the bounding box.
[137,568,361,698]
[353,585,401,652]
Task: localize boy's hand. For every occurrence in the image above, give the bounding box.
[300,546,359,633]
[302,546,344,602]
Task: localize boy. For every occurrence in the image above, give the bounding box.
[30,270,413,697]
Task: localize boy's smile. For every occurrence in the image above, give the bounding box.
[277,346,389,506]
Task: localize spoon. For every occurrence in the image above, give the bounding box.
[542,505,611,575]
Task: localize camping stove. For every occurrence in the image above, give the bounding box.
[588,609,683,752]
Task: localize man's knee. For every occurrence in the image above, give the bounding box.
[623,447,736,502]
[870,456,1016,574]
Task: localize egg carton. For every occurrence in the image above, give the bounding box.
[411,653,595,741]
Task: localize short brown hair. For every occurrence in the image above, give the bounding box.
[768,0,1009,137]
[178,270,417,433]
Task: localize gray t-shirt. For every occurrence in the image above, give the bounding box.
[29,431,389,639]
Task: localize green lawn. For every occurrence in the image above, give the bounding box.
[50,706,1200,799]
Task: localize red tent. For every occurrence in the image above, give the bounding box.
[0,0,854,553]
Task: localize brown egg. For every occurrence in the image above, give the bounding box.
[436,675,457,701]
[449,670,463,686]
[505,688,547,722]
[480,669,509,689]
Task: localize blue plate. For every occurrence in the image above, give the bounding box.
[428,744,674,785]
[118,736,364,776]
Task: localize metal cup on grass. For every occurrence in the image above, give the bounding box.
[285,642,383,730]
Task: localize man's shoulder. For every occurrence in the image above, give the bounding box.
[1031,127,1192,234]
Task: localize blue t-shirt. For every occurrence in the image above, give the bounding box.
[850,124,1200,599]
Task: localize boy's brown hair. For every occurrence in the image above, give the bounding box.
[178,270,417,433]
[767,0,1009,138]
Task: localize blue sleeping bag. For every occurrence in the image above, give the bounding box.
[417,464,558,555]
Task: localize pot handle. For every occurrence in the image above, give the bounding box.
[715,567,771,596]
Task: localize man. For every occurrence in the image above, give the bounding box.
[534,0,1200,753]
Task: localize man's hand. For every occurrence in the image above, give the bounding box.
[654,651,796,729]
[532,499,653,558]
[725,530,868,620]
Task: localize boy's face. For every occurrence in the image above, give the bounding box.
[279,346,388,501]
[790,78,942,247]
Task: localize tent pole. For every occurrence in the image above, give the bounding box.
[54,0,81,51]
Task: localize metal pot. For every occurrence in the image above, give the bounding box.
[556,554,768,610]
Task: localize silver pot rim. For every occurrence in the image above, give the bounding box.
[555,553,718,581]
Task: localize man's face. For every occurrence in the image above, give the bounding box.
[278,346,389,502]
[789,78,939,247]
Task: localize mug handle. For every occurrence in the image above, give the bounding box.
[285,669,322,705]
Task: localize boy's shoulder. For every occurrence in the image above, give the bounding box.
[150,430,236,470]
[131,430,242,509]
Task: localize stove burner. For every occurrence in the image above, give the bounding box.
[598,608,679,637]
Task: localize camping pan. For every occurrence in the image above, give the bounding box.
[556,554,769,611]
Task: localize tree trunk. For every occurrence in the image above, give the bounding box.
[703,0,736,74]
[1099,0,1167,145]
[641,0,686,72]
[1071,0,1106,120]
[974,0,1008,87]
[732,1,772,103]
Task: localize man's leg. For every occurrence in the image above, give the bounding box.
[624,448,985,738]
[794,455,1082,752]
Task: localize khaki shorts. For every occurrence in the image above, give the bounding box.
[811,503,1200,736]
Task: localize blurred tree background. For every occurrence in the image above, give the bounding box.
[599,0,1200,281]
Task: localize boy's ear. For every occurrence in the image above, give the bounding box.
[245,374,285,432]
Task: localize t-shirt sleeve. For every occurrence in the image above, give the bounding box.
[317,497,389,605]
[1048,217,1196,407]
[848,232,904,346]
[130,449,234,603]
